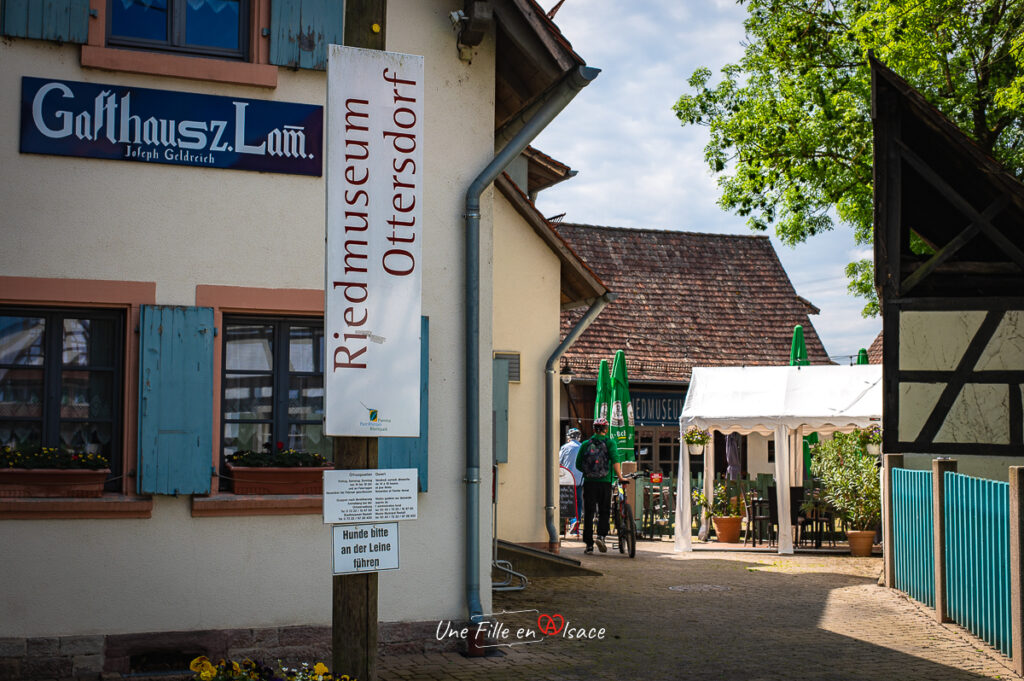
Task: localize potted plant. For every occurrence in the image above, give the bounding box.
[225,442,333,495]
[808,430,882,556]
[0,445,111,498]
[861,424,883,455]
[683,426,711,456]
[693,481,743,543]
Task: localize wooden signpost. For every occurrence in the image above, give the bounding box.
[333,8,386,681]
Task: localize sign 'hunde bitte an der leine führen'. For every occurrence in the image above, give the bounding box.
[324,46,424,438]
[332,522,399,574]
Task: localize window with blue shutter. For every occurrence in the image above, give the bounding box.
[492,356,510,464]
[269,0,344,71]
[1,0,90,44]
[137,305,215,495]
[379,317,428,491]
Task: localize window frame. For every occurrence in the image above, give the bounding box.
[106,0,251,62]
[82,0,277,88]
[0,277,155,519]
[219,314,325,490]
[0,306,125,492]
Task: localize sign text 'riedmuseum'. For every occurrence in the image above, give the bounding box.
[324,46,424,437]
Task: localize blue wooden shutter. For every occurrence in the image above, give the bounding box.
[493,357,510,464]
[1,0,90,43]
[379,317,428,491]
[137,306,215,495]
[269,0,345,71]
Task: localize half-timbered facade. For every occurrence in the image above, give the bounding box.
[872,57,1024,465]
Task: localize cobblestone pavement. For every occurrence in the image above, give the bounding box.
[378,539,1023,681]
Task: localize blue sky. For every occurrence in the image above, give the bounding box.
[532,0,882,362]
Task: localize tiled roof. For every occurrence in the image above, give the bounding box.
[556,224,831,384]
[867,331,884,364]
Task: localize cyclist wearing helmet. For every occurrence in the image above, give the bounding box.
[558,427,584,536]
[575,418,626,554]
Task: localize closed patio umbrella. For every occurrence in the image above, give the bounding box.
[594,358,612,427]
[790,325,809,366]
[856,348,869,365]
[790,324,813,475]
[725,431,741,480]
[610,349,635,461]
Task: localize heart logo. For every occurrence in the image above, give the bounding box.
[537,613,565,636]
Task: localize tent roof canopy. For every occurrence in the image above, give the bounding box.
[680,365,882,435]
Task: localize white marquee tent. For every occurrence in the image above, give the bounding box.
[674,364,883,554]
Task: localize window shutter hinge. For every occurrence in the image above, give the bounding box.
[89,8,98,17]
[261,27,270,37]
[213,327,218,337]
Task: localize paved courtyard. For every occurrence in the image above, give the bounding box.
[379,539,1022,681]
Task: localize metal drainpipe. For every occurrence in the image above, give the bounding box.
[464,65,599,622]
[543,292,617,550]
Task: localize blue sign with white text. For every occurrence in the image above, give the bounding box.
[632,391,688,426]
[20,77,323,176]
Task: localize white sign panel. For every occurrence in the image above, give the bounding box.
[332,523,399,574]
[325,45,424,436]
[323,468,418,524]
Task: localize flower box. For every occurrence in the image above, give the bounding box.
[225,463,332,495]
[0,468,111,498]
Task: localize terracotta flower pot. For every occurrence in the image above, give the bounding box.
[225,463,332,495]
[846,530,876,557]
[712,515,743,544]
[0,468,111,498]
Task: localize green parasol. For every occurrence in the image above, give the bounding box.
[790,325,813,475]
[790,325,809,366]
[594,359,612,426]
[609,350,635,461]
[856,348,869,365]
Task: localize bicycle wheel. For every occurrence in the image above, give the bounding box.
[619,502,636,558]
[625,510,637,558]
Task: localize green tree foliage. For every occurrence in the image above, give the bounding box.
[675,0,1024,316]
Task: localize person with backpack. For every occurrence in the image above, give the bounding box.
[575,418,626,554]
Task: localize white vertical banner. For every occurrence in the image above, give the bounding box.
[325,45,424,437]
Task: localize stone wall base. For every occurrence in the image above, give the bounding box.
[0,620,459,680]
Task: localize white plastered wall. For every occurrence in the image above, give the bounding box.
[0,0,497,637]
[491,193,561,545]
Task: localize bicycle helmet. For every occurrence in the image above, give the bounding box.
[593,418,609,428]
[567,428,581,441]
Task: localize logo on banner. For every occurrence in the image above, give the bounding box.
[359,402,390,430]
[611,401,624,427]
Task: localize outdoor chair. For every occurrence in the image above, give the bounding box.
[790,486,814,546]
[743,489,774,547]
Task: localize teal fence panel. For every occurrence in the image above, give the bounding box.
[944,471,1011,656]
[892,468,935,607]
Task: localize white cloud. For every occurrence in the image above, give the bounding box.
[534,0,880,358]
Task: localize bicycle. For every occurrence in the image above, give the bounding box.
[612,470,647,558]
